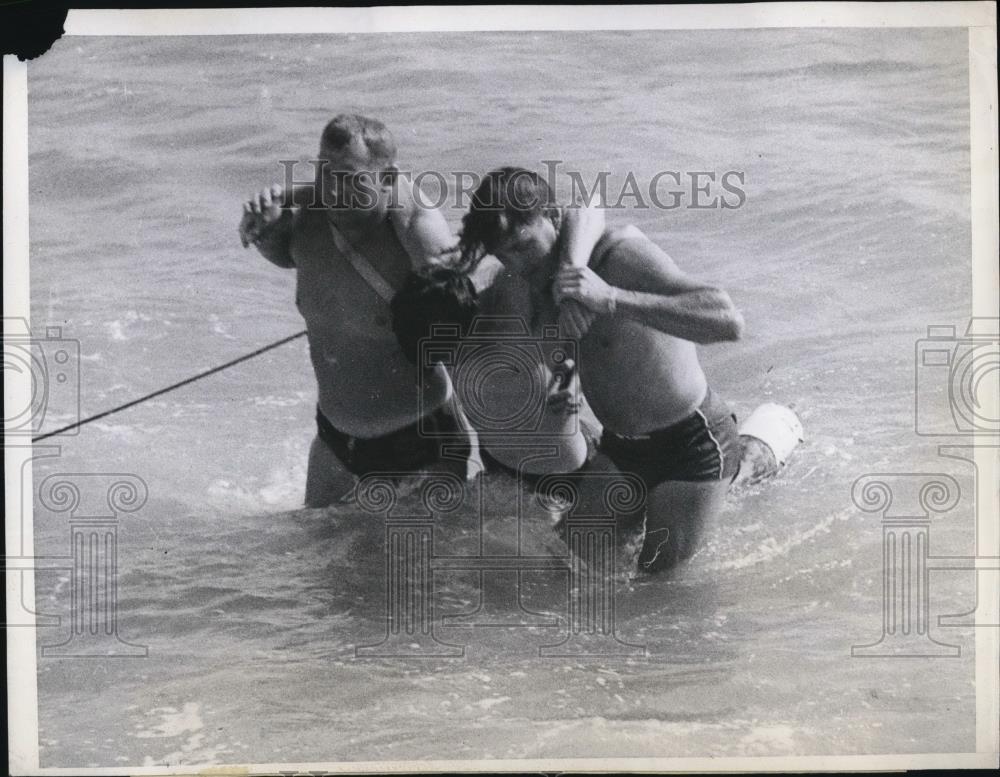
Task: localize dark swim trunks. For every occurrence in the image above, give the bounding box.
[315,404,473,478]
[599,387,741,487]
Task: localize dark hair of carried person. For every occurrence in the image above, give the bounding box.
[390,268,480,364]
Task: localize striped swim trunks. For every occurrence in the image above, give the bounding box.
[599,387,741,486]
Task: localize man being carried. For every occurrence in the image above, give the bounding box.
[391,203,608,480]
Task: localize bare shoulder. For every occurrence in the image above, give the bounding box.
[597,225,676,273]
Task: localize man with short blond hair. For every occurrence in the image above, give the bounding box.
[240,113,476,507]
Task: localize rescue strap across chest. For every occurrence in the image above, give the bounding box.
[326,218,396,303]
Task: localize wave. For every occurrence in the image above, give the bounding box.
[700,507,855,574]
[740,58,933,81]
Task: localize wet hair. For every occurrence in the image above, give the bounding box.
[457,167,560,271]
[391,268,479,364]
[320,113,397,168]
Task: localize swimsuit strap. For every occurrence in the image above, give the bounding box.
[326,218,396,303]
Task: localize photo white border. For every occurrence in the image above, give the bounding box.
[4,3,998,774]
[60,2,997,34]
[969,20,1000,761]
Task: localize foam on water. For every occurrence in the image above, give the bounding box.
[699,507,856,574]
[134,703,235,766]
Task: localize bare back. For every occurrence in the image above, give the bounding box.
[471,272,588,473]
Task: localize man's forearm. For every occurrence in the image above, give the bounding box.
[559,205,606,269]
[255,210,296,268]
[556,206,606,339]
[610,287,744,344]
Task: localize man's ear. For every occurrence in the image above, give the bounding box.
[379,164,399,189]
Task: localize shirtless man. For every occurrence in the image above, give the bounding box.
[457,167,746,573]
[239,114,477,507]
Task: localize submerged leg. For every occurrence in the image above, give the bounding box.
[304,435,357,508]
[638,478,729,575]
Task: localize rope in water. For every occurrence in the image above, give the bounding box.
[31,330,308,443]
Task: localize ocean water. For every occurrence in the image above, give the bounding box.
[26,28,979,766]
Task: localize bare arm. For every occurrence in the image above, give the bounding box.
[612,284,744,343]
[556,203,606,339]
[558,203,605,269]
[387,176,457,269]
[555,235,744,344]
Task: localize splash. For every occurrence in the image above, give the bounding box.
[701,507,855,572]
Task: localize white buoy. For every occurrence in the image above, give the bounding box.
[738,403,804,466]
[732,403,804,486]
